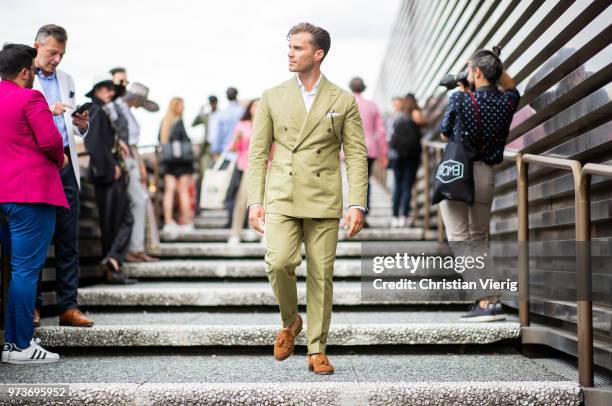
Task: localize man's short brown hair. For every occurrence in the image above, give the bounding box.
[287,22,331,60]
[35,24,68,44]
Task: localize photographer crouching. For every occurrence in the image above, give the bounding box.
[437,49,520,322]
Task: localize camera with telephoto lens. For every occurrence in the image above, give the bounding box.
[439,45,502,91]
[439,71,469,90]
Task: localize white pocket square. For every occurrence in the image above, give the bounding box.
[326,112,342,118]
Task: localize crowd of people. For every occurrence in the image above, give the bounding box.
[0,21,517,367]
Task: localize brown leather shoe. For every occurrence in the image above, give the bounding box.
[273,315,302,361]
[308,353,334,375]
[125,252,143,263]
[59,308,94,327]
[137,252,159,262]
[33,308,41,328]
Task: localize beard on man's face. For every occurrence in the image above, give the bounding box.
[25,72,35,89]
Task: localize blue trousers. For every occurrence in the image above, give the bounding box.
[392,159,419,217]
[36,163,80,311]
[0,203,55,349]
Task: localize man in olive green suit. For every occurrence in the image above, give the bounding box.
[247,23,368,375]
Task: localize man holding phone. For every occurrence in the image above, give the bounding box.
[32,24,94,328]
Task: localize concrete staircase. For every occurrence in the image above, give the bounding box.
[3,179,582,405]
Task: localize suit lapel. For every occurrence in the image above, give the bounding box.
[293,75,340,150]
[285,77,307,131]
[56,71,70,107]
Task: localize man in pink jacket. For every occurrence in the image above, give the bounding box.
[349,77,388,222]
[0,43,68,364]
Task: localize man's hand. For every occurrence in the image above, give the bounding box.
[344,207,365,238]
[378,156,388,170]
[50,102,71,116]
[139,160,148,186]
[72,110,89,132]
[62,154,69,169]
[118,140,131,159]
[114,165,121,181]
[248,205,266,234]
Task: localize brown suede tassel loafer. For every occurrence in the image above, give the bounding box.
[59,309,95,327]
[273,314,303,361]
[308,353,335,375]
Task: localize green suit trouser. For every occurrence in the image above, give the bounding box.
[264,212,340,355]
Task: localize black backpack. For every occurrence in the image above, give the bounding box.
[390,116,422,159]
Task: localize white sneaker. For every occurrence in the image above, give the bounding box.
[391,217,400,228]
[1,338,60,364]
[227,235,241,245]
[398,216,407,228]
[406,215,415,227]
[162,222,180,239]
[242,229,259,242]
[179,223,194,232]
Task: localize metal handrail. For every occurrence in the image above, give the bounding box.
[518,153,595,387]
[419,138,612,387]
[422,140,446,241]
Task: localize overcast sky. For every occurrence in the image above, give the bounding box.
[2,0,400,145]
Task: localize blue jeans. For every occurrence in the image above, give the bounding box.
[0,203,55,349]
[392,159,419,217]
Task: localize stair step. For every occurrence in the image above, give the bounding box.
[194,215,399,229]
[196,206,394,220]
[155,241,448,258]
[0,353,581,405]
[35,310,520,347]
[77,281,471,307]
[123,259,458,279]
[161,227,424,242]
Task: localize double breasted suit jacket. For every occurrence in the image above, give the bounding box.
[247,75,368,219]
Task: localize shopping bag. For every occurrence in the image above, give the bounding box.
[199,152,237,209]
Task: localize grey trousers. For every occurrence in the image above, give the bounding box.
[440,161,497,301]
[126,156,149,252]
[439,161,495,242]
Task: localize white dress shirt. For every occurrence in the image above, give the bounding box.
[296,74,323,112]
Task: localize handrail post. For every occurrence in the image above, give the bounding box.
[435,148,445,242]
[422,147,431,232]
[516,154,529,326]
[577,168,593,388]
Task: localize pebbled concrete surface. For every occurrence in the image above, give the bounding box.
[156,241,448,258]
[162,227,424,242]
[76,281,473,307]
[35,311,521,347]
[123,258,458,279]
[0,354,581,405]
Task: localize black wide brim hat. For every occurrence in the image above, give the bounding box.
[85,72,122,99]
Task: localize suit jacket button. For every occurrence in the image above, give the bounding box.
[316,149,321,154]
[327,128,331,133]
[289,171,292,176]
[316,172,320,177]
[283,126,288,131]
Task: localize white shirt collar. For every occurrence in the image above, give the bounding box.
[296,73,323,94]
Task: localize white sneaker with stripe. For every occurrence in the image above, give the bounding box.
[1,338,60,364]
